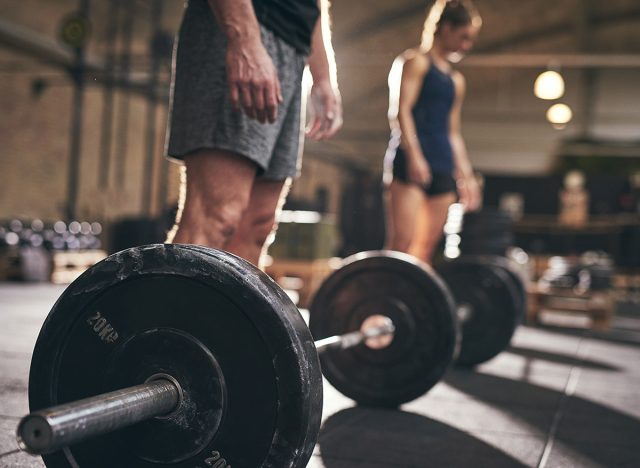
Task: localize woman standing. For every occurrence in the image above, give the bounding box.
[385,0,482,264]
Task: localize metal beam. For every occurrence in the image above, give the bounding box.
[476,7,640,53]
[577,0,596,138]
[458,53,640,68]
[0,16,166,97]
[335,3,640,53]
[0,16,101,72]
[336,3,426,44]
[335,52,640,68]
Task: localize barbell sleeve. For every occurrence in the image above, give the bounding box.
[17,378,180,455]
[315,319,395,353]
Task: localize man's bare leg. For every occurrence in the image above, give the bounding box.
[226,178,291,266]
[167,149,258,248]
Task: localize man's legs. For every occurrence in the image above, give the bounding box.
[167,149,258,248]
[226,178,291,266]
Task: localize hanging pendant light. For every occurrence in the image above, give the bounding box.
[534,70,565,100]
[546,103,573,129]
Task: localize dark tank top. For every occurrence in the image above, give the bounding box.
[188,0,319,55]
[411,60,455,173]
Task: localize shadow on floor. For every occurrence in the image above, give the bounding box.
[445,369,640,467]
[506,345,620,371]
[530,323,640,347]
[318,407,529,468]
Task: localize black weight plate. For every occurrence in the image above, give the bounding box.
[28,244,321,468]
[459,255,528,321]
[462,209,513,226]
[105,327,226,463]
[459,239,512,256]
[460,233,514,247]
[435,258,521,367]
[309,251,458,407]
[460,225,513,239]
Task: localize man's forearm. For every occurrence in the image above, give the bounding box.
[207,0,281,122]
[208,0,261,43]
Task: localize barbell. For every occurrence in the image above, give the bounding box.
[16,244,524,467]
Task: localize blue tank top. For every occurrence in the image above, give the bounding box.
[412,61,455,173]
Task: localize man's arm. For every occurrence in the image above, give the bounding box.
[306,0,342,140]
[208,0,282,123]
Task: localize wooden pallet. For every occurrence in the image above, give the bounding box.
[0,249,21,281]
[0,247,52,282]
[51,250,108,284]
[528,284,615,330]
[265,257,342,308]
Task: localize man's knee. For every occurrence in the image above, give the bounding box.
[178,150,257,241]
[233,209,277,248]
[202,202,249,243]
[255,212,279,245]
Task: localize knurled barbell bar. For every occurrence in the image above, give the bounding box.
[16,244,524,468]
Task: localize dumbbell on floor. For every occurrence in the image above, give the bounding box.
[16,245,523,467]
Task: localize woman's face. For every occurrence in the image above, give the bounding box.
[440,23,477,54]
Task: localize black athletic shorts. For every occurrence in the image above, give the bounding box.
[391,147,457,196]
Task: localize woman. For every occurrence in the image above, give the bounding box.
[384,0,482,264]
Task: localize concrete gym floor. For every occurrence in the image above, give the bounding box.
[1,284,639,468]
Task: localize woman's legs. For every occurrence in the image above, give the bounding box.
[409,191,457,264]
[385,180,425,252]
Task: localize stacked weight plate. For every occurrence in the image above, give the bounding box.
[444,207,515,257]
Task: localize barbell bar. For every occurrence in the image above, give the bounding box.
[17,377,181,455]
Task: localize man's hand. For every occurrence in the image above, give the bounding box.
[225,37,283,123]
[306,79,343,140]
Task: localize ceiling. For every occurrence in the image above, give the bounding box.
[2,0,640,171]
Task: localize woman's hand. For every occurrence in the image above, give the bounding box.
[457,174,481,212]
[407,156,432,187]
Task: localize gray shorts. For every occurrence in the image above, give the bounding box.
[165,0,307,180]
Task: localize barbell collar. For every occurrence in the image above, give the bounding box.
[315,317,395,353]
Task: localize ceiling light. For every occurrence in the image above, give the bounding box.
[546,103,573,129]
[534,70,565,100]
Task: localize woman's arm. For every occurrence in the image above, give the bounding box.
[449,71,480,211]
[396,52,431,186]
